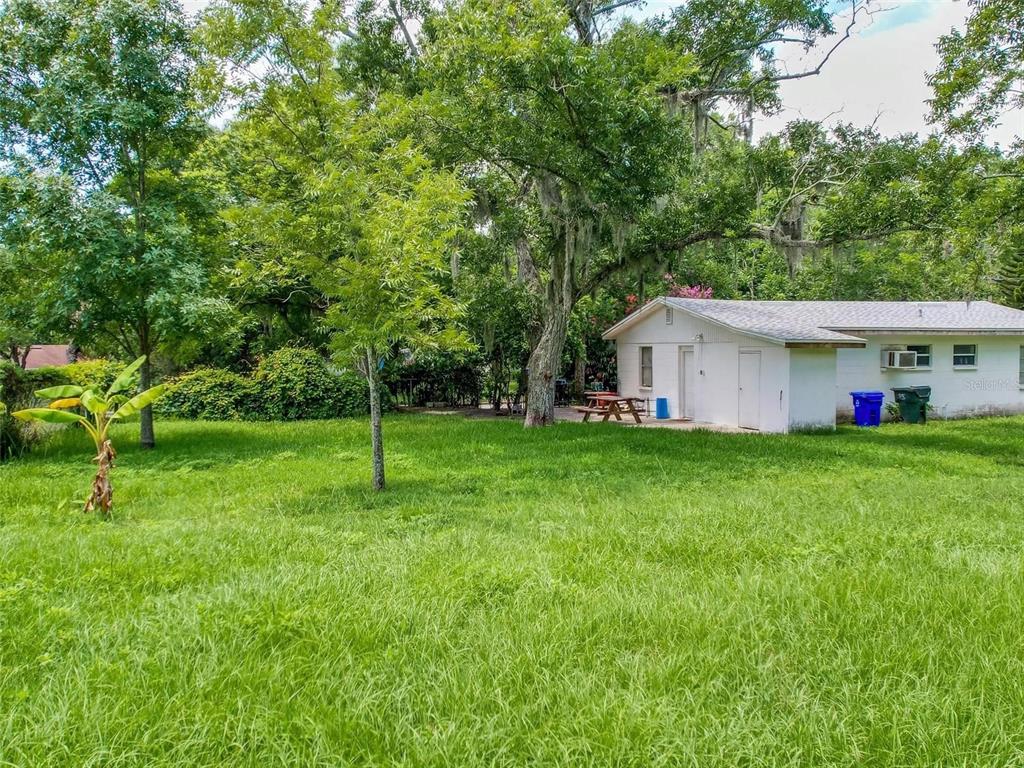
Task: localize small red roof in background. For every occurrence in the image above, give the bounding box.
[24,345,76,370]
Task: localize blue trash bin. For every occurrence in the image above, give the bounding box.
[655,397,670,419]
[850,391,884,427]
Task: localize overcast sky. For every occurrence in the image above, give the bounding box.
[628,0,1023,146]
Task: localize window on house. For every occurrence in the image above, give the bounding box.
[640,346,653,388]
[907,344,931,368]
[1019,346,1024,387]
[953,344,977,367]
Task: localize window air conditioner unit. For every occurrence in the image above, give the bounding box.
[882,350,917,369]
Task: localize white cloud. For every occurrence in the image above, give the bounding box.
[623,0,1021,146]
[752,1,1022,146]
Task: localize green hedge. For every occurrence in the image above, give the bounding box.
[155,368,256,421]
[157,348,373,422]
[254,348,370,420]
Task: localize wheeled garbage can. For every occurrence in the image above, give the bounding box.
[891,386,932,424]
[850,391,885,427]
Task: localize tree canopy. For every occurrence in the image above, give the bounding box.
[1,0,1023,456]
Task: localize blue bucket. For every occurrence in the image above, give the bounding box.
[655,397,670,420]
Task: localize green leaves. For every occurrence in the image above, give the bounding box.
[107,355,146,397]
[35,385,85,399]
[112,385,167,421]
[80,389,109,415]
[929,0,1024,137]
[12,408,85,425]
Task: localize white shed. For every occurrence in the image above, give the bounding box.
[603,298,1024,432]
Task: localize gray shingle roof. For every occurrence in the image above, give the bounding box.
[604,299,1024,345]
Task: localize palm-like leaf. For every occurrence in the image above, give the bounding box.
[106,356,146,397]
[81,389,109,415]
[112,385,167,420]
[49,397,82,410]
[35,385,85,399]
[13,408,86,425]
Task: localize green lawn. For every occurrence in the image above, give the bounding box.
[2,415,1024,766]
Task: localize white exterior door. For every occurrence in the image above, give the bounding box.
[679,347,695,420]
[738,350,761,430]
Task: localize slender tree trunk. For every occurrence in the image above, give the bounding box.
[573,350,586,402]
[365,349,385,491]
[139,352,155,450]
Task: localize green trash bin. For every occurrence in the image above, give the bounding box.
[891,386,932,424]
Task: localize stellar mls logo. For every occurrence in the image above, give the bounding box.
[964,378,1016,392]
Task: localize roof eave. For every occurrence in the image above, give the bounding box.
[785,340,867,349]
[825,327,1024,336]
[604,297,865,347]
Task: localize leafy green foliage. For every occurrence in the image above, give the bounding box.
[996,230,1024,308]
[387,348,486,407]
[253,349,371,421]
[156,368,257,421]
[929,0,1024,138]
[157,350,373,421]
[0,371,28,460]
[202,0,469,486]
[0,171,70,362]
[457,259,535,409]
[59,360,123,392]
[0,0,229,448]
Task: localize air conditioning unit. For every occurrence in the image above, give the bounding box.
[882,350,918,369]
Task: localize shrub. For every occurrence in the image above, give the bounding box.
[0,361,66,459]
[2,359,122,405]
[60,359,122,391]
[0,363,31,460]
[253,348,370,420]
[157,349,372,422]
[156,368,257,421]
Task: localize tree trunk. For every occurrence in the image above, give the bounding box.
[365,349,385,491]
[139,353,155,450]
[524,299,570,426]
[573,349,586,402]
[524,224,576,428]
[84,439,116,517]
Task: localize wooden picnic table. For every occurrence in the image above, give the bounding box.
[572,392,643,424]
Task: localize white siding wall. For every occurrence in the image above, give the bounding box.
[836,335,1024,418]
[614,307,793,432]
[788,349,838,430]
[612,312,1024,430]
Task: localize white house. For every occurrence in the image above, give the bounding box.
[603,298,1024,432]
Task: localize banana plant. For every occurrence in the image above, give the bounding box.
[13,356,166,516]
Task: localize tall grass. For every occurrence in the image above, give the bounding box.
[2,415,1024,766]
